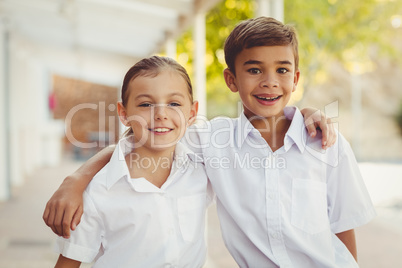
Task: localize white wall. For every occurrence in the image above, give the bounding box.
[0,21,10,200]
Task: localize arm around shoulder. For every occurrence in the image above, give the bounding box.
[43,145,115,238]
[336,229,357,261]
[55,254,81,268]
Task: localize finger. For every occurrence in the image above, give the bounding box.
[42,204,50,225]
[71,205,84,231]
[319,116,329,149]
[62,206,74,238]
[305,121,317,137]
[53,204,65,237]
[46,205,59,235]
[328,121,336,147]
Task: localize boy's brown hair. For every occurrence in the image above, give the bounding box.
[224,16,299,75]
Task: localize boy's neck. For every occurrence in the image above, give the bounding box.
[247,113,291,152]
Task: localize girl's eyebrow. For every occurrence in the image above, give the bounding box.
[135,92,186,99]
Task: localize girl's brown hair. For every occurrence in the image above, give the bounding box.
[121,56,193,136]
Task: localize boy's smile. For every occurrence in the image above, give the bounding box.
[224,45,300,121]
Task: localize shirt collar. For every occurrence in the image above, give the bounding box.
[105,136,134,190]
[105,136,199,190]
[283,106,307,153]
[235,112,260,148]
[235,106,307,153]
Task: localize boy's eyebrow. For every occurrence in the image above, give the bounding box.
[243,60,293,65]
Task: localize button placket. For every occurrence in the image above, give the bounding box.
[265,162,292,266]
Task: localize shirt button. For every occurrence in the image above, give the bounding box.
[271,232,280,239]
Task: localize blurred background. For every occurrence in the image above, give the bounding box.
[0,0,402,267]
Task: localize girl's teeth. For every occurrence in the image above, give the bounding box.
[154,128,170,132]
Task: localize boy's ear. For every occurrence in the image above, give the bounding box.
[188,101,199,126]
[117,102,129,126]
[224,68,238,93]
[292,69,301,92]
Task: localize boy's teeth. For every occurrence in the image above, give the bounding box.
[256,95,280,101]
[153,128,170,132]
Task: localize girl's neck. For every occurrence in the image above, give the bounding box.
[125,145,176,188]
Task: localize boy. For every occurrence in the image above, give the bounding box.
[187,17,375,267]
[44,17,374,267]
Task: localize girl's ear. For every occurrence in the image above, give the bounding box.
[117,102,129,126]
[188,101,199,126]
[223,68,238,93]
[292,69,301,92]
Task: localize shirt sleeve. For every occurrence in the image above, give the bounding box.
[326,135,376,234]
[54,190,104,263]
[181,121,212,157]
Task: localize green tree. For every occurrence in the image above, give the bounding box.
[177,0,255,118]
[177,0,402,118]
[286,0,402,94]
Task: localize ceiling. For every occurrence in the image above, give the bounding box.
[0,0,223,58]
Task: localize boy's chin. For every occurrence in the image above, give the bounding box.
[244,108,286,120]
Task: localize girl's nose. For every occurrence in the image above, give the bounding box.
[154,105,168,120]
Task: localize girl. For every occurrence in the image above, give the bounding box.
[54,56,212,267]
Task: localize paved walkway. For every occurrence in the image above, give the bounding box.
[0,159,401,267]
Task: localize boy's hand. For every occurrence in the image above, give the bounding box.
[43,176,84,239]
[301,107,336,149]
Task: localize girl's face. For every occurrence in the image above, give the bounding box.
[117,69,198,153]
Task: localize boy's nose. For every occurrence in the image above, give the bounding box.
[260,74,279,88]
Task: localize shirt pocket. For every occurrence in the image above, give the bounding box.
[291,178,329,235]
[177,193,206,242]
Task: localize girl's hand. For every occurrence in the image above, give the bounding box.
[301,107,336,149]
[43,175,84,239]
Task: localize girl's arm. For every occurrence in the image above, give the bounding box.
[336,229,357,261]
[43,146,114,238]
[55,254,81,268]
[300,107,336,149]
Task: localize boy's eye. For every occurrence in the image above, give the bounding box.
[168,102,181,107]
[138,103,153,107]
[277,68,289,74]
[248,68,262,74]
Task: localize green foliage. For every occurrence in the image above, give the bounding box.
[177,0,255,118]
[176,0,402,118]
[286,0,402,89]
[397,101,402,135]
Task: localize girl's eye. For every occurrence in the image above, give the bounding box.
[277,68,289,74]
[168,102,181,107]
[248,68,262,74]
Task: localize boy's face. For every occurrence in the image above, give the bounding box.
[224,45,300,120]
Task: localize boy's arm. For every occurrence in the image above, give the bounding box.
[43,146,114,238]
[336,229,357,261]
[55,254,81,268]
[300,107,336,149]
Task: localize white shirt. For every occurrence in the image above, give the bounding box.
[55,137,212,268]
[183,106,376,268]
